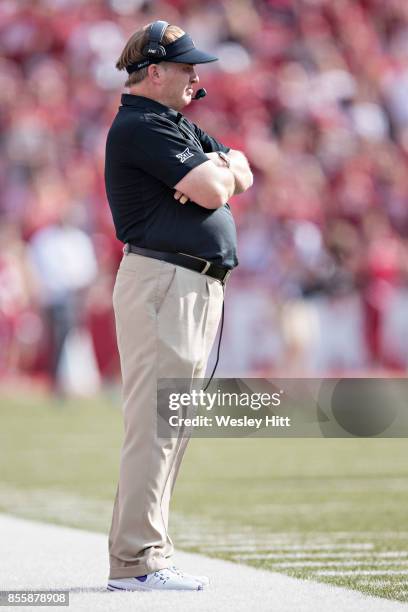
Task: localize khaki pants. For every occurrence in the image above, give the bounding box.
[108,252,224,579]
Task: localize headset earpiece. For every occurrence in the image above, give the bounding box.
[142,20,169,60]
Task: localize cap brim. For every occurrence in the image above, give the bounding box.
[169,48,218,64]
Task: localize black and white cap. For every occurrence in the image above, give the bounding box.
[126,33,218,74]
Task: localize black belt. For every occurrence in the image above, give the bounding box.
[124,243,232,285]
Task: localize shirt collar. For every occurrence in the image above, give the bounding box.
[121,94,182,122]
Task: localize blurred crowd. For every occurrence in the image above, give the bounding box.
[2,0,408,393]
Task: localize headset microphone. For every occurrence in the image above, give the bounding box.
[193,88,207,100]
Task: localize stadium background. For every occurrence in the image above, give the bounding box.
[1,0,408,605]
[3,0,408,389]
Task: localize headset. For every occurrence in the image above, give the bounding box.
[140,20,208,101]
[142,20,169,60]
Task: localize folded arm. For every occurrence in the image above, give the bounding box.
[208,149,253,195]
[174,149,253,209]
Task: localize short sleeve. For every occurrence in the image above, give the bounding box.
[192,124,230,155]
[130,115,209,188]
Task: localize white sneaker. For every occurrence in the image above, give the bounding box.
[107,568,204,591]
[168,564,210,586]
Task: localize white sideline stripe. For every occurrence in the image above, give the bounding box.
[259,561,408,569]
[177,531,408,539]
[232,552,408,559]
[177,537,408,548]
[0,514,407,612]
[315,570,408,577]
[197,538,374,554]
[230,547,374,558]
[356,580,408,586]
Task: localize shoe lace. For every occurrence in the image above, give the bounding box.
[154,570,170,584]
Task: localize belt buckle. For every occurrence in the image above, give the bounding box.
[222,269,231,285]
[200,261,211,274]
[178,251,211,275]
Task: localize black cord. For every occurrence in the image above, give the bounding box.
[203,283,225,392]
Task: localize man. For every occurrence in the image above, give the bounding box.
[104,20,253,592]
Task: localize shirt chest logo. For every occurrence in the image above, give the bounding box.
[176,147,194,163]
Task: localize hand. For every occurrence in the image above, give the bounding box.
[174,190,189,204]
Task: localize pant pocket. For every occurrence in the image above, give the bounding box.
[155,262,178,314]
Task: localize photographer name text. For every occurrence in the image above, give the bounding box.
[168,415,291,429]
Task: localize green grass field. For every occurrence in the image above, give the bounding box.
[1,389,408,603]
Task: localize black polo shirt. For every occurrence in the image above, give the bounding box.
[104,94,238,269]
